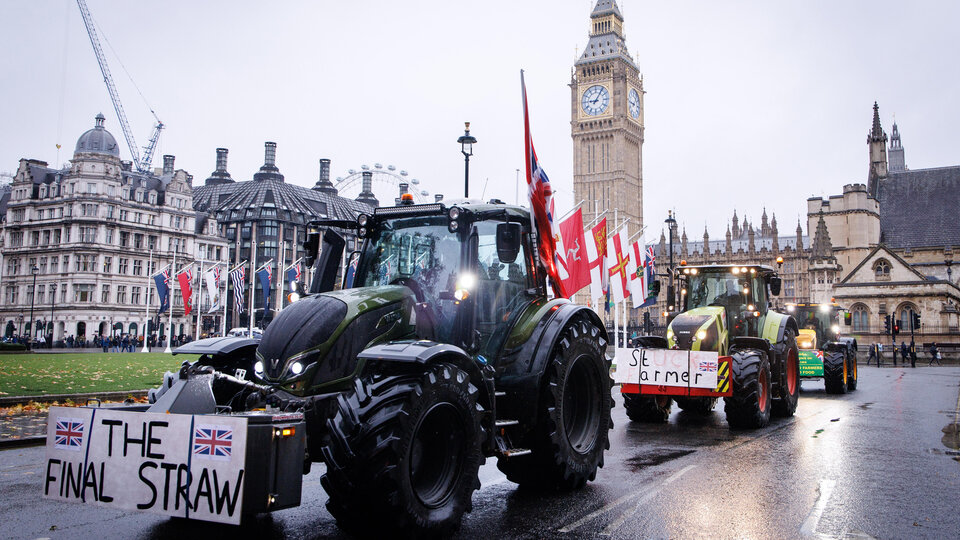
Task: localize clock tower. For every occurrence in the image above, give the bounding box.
[572,0,643,240]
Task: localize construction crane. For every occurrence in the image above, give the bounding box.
[76,0,163,174]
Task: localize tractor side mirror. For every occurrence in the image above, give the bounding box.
[768,276,782,296]
[496,223,522,264]
[650,280,661,297]
[310,229,346,294]
[844,312,852,326]
[303,231,321,268]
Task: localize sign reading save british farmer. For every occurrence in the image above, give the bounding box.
[614,348,719,389]
[43,407,248,524]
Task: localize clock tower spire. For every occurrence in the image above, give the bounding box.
[571,0,643,242]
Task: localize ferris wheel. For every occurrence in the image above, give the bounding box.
[334,163,434,205]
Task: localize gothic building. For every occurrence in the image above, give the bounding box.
[0,114,229,343]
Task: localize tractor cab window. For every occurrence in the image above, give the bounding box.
[687,273,748,310]
[474,220,532,357]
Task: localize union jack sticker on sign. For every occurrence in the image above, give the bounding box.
[54,419,84,450]
[193,425,233,460]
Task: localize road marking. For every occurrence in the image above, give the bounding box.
[800,478,836,536]
[599,464,697,536]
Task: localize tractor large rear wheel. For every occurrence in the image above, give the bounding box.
[320,363,485,536]
[772,329,800,418]
[623,394,672,422]
[823,351,847,394]
[724,349,772,429]
[496,319,612,491]
[846,349,859,391]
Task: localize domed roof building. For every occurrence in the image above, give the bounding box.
[74,113,120,157]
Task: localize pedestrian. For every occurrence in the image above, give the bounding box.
[102,335,109,353]
[900,341,909,366]
[929,342,942,366]
[909,338,917,368]
[868,343,877,365]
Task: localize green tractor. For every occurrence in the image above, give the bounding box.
[149,200,613,535]
[787,302,858,394]
[620,264,800,429]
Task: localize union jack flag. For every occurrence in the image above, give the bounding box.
[193,425,233,460]
[54,418,84,450]
[521,70,566,298]
[213,266,222,289]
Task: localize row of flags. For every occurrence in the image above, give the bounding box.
[522,71,656,309]
[152,260,302,318]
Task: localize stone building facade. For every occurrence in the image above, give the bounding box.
[0,114,229,343]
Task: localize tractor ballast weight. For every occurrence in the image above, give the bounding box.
[44,200,613,537]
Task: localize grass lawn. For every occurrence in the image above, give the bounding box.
[0,352,198,396]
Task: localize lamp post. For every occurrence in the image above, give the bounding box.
[28,266,38,350]
[49,283,56,348]
[665,211,678,312]
[17,312,23,339]
[457,122,477,198]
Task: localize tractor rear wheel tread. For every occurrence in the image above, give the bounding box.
[624,394,673,422]
[772,328,800,418]
[846,349,858,391]
[496,318,612,491]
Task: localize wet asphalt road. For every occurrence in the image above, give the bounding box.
[2,365,958,539]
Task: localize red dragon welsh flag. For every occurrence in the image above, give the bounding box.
[521,70,566,298]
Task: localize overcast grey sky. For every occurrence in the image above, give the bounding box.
[2,1,958,239]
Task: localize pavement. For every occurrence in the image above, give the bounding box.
[1,365,959,539]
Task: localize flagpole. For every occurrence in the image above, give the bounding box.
[164,251,176,353]
[555,200,586,224]
[613,209,618,346]
[195,259,203,342]
[142,250,152,353]
[276,241,285,313]
[249,238,257,335]
[584,209,608,231]
[222,263,229,336]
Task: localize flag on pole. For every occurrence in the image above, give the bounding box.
[557,208,591,297]
[586,218,609,303]
[629,237,647,307]
[521,70,566,298]
[257,265,272,318]
[606,227,632,302]
[285,260,301,293]
[177,265,194,316]
[345,255,359,289]
[154,267,170,314]
[230,266,246,314]
[639,246,657,308]
[205,268,221,313]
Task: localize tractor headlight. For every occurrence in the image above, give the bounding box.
[697,330,707,340]
[448,207,460,220]
[448,220,459,233]
[454,272,476,301]
[254,361,264,375]
[357,214,369,227]
[358,227,367,238]
[819,304,830,313]
[787,305,796,313]
[666,328,674,341]
[290,361,304,375]
[831,324,840,334]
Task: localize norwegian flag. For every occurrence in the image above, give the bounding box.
[54,418,84,450]
[521,70,566,298]
[193,425,233,460]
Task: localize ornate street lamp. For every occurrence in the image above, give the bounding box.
[664,211,678,312]
[28,265,38,350]
[457,122,477,198]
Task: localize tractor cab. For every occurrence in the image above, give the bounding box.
[785,303,845,350]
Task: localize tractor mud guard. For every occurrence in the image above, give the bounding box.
[357,341,494,413]
[173,336,259,358]
[730,336,771,353]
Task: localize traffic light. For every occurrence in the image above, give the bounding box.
[884,315,891,334]
[893,320,900,337]
[912,312,921,331]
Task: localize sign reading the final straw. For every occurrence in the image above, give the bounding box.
[614,348,719,389]
[43,407,248,524]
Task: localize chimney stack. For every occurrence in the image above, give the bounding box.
[253,141,284,182]
[205,148,234,185]
[163,155,175,175]
[264,142,277,167]
[313,158,338,194]
[216,148,228,172]
[355,171,379,208]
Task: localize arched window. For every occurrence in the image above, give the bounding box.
[897,303,918,332]
[874,259,891,280]
[851,303,870,332]
[129,322,138,337]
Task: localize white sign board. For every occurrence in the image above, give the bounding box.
[43,407,248,524]
[613,348,719,390]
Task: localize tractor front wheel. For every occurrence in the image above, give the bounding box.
[320,363,485,536]
[623,394,673,422]
[824,351,847,394]
[724,349,772,429]
[497,319,612,490]
[673,397,717,415]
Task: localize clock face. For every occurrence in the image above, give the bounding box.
[581,85,609,116]
[628,88,641,119]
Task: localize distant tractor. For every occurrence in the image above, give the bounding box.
[616,264,800,429]
[788,302,858,394]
